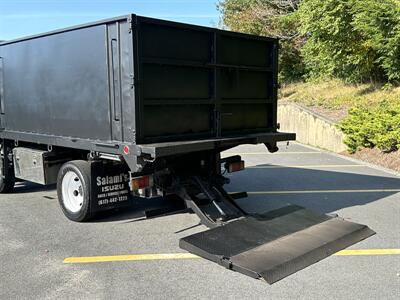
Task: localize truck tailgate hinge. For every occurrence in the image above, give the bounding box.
[220,257,233,269]
[128,16,133,33]
[130,74,134,89]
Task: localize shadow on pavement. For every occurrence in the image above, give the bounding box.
[229,164,400,214]
[10,164,400,222]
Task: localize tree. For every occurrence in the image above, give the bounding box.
[219,0,400,84]
[298,0,400,84]
[351,0,400,83]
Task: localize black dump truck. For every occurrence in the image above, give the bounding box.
[0,14,374,284]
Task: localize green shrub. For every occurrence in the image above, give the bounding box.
[339,102,400,153]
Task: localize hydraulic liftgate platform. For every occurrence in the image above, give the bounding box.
[177,177,375,284]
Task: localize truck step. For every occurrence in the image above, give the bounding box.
[179,205,375,284]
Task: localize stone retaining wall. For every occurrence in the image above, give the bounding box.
[278,103,347,153]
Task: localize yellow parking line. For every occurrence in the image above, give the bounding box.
[247,189,400,195]
[249,164,363,169]
[64,249,400,264]
[335,249,400,256]
[222,152,320,155]
[64,253,197,264]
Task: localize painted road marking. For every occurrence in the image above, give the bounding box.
[223,152,320,155]
[335,249,400,256]
[249,164,363,169]
[247,189,400,195]
[64,249,400,264]
[64,253,196,264]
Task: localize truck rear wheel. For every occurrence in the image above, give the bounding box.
[0,146,15,193]
[57,160,92,222]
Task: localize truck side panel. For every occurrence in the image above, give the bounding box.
[0,25,112,140]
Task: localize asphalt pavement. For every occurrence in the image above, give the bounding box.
[1,142,399,299]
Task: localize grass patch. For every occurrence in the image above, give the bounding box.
[280,80,400,111]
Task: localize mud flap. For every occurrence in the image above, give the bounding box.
[90,161,132,213]
[179,205,375,284]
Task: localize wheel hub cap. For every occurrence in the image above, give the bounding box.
[62,171,84,213]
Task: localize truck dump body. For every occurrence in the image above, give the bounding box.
[0,15,282,152]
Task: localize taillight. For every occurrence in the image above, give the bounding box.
[131,175,154,190]
[226,161,245,173]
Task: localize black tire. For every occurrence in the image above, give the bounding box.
[0,147,15,193]
[57,160,92,222]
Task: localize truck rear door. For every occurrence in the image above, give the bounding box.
[135,17,277,143]
[217,34,276,136]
